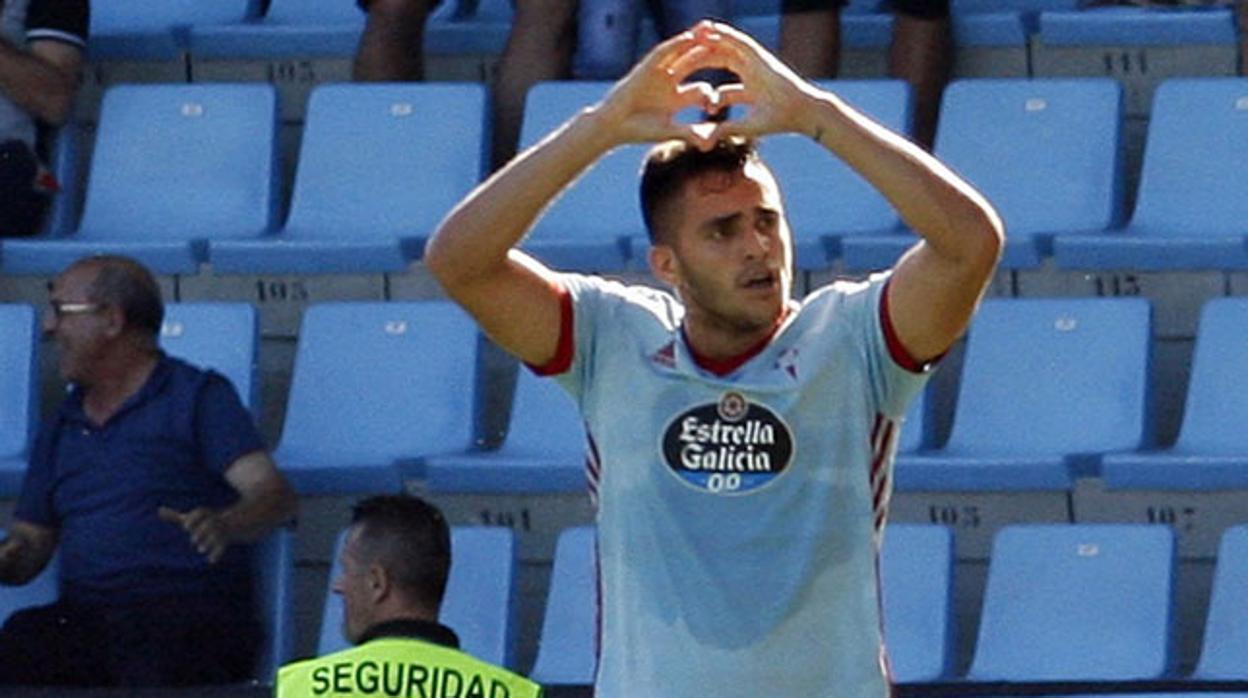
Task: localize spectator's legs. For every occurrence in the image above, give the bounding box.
[890,2,951,149]
[575,0,641,79]
[778,6,840,78]
[0,602,112,686]
[353,0,438,81]
[1238,1,1248,75]
[490,0,576,169]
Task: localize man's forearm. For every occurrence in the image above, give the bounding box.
[0,36,77,125]
[218,485,297,545]
[425,106,621,287]
[801,89,1001,262]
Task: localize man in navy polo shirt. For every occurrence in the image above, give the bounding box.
[0,255,297,686]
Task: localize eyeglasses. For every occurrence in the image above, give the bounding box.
[48,301,104,319]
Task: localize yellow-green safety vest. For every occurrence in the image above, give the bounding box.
[276,637,543,698]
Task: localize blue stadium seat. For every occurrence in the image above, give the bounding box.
[252,526,296,684]
[209,83,486,274]
[881,524,955,683]
[42,125,82,238]
[626,80,912,270]
[842,78,1123,271]
[1,84,280,276]
[187,0,364,61]
[969,524,1175,681]
[159,303,259,413]
[1053,78,1248,271]
[530,526,597,685]
[1039,6,1237,48]
[0,536,58,625]
[896,298,1153,492]
[1194,525,1248,679]
[516,82,637,271]
[425,368,587,494]
[1101,299,1248,491]
[90,0,261,61]
[275,301,479,495]
[0,305,39,498]
[953,0,1079,14]
[319,526,519,669]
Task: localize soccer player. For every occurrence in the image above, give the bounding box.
[425,21,1002,697]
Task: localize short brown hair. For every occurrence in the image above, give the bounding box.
[639,137,761,244]
[350,494,451,612]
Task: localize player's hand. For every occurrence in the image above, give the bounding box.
[694,22,823,139]
[158,506,231,564]
[594,23,726,149]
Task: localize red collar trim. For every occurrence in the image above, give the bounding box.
[684,308,791,377]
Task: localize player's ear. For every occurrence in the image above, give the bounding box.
[649,241,680,287]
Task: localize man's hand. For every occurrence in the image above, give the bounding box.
[691,22,824,140]
[158,506,231,564]
[593,24,726,149]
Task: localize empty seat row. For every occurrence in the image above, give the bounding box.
[533,523,1248,686]
[10,76,1248,276]
[4,295,1248,500]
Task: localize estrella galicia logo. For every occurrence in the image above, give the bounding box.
[661,392,794,494]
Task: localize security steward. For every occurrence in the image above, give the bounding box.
[277,495,542,698]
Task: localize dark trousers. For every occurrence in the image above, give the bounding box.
[0,597,260,687]
[0,140,51,238]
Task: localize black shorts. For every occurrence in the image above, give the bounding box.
[780,0,949,18]
[356,0,444,11]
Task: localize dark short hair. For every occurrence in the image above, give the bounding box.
[639,137,762,244]
[74,255,165,339]
[350,494,452,611]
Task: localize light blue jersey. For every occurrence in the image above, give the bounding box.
[542,271,932,698]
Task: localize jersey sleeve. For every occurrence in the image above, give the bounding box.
[193,372,267,474]
[847,272,936,420]
[526,273,630,409]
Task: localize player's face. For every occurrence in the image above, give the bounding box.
[332,526,376,645]
[660,161,793,335]
[43,266,112,385]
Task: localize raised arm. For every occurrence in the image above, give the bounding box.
[424,29,721,366]
[705,23,1003,364]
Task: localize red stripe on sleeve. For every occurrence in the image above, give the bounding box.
[527,279,575,377]
[879,279,932,374]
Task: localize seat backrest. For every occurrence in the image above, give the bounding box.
[252,527,295,683]
[0,530,58,626]
[499,369,587,459]
[1173,299,1248,454]
[952,0,1079,14]
[265,0,365,25]
[530,526,597,685]
[1195,524,1248,678]
[881,524,955,682]
[78,84,279,242]
[1131,78,1248,238]
[945,298,1152,457]
[520,82,648,248]
[969,524,1175,681]
[277,301,478,466]
[285,84,486,243]
[91,0,257,33]
[935,78,1123,238]
[0,305,38,460]
[160,303,259,413]
[319,526,518,668]
[757,80,911,238]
